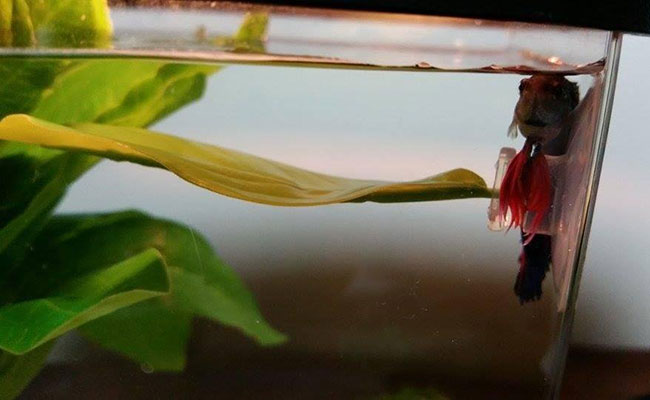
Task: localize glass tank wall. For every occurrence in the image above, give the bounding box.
[0,2,620,399]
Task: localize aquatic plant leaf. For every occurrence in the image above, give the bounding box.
[0,0,12,45]
[233,12,268,52]
[0,59,89,255]
[0,57,219,231]
[94,63,220,127]
[235,12,269,43]
[0,8,262,396]
[0,0,111,47]
[0,58,146,258]
[2,0,36,46]
[169,265,288,345]
[30,60,164,125]
[0,53,216,390]
[0,152,94,255]
[79,12,266,123]
[11,0,34,46]
[0,0,34,46]
[0,58,220,257]
[208,12,268,52]
[0,342,54,400]
[0,9,256,235]
[28,60,219,127]
[37,211,286,349]
[80,300,192,372]
[24,0,112,47]
[0,8,259,121]
[0,248,170,354]
[0,59,67,120]
[0,115,493,206]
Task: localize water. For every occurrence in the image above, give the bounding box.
[0,6,620,400]
[0,54,601,399]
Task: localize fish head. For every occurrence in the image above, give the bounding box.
[514,75,579,141]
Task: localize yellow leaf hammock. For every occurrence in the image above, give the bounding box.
[0,114,493,206]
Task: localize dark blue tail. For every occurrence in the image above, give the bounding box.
[514,231,551,304]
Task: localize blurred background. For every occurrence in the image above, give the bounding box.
[572,34,650,350]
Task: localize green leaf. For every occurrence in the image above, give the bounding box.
[232,12,268,52]
[9,0,35,47]
[169,266,286,345]
[0,57,81,257]
[0,8,252,123]
[0,54,223,250]
[235,12,269,43]
[14,210,284,368]
[0,9,270,388]
[28,59,218,127]
[0,57,221,260]
[0,248,170,354]
[0,151,94,255]
[80,300,192,372]
[94,63,220,127]
[0,56,221,244]
[0,60,223,362]
[209,12,268,52]
[0,342,53,400]
[0,0,111,48]
[30,60,165,125]
[0,59,217,126]
[0,0,35,46]
[25,0,112,47]
[0,59,67,120]
[0,0,12,45]
[0,115,493,206]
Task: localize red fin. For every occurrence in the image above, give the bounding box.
[523,151,552,242]
[499,141,532,230]
[499,140,552,241]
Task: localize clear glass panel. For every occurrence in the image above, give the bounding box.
[6,3,608,73]
[104,6,609,72]
[0,2,620,399]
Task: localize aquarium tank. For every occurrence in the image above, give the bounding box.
[0,1,647,399]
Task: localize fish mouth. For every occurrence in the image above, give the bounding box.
[523,118,547,127]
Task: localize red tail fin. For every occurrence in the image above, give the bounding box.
[524,150,552,241]
[499,141,532,230]
[499,140,552,240]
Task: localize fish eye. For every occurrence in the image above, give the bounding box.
[518,80,527,93]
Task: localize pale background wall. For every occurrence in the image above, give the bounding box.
[571,35,650,348]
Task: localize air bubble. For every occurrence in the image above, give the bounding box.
[141,363,154,374]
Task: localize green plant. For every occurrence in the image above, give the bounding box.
[0,4,284,399]
[0,2,492,398]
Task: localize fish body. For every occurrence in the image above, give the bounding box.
[503,75,579,303]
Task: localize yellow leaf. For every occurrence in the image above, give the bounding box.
[0,114,493,206]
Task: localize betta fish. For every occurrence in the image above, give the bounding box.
[500,75,579,303]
